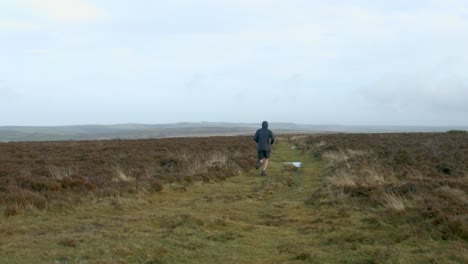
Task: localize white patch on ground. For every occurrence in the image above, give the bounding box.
[284,162,302,168]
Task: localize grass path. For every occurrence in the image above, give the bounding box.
[1,140,463,263]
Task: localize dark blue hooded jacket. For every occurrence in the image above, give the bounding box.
[253,121,275,150]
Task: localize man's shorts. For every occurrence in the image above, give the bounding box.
[258,150,271,160]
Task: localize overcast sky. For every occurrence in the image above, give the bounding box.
[1,0,468,126]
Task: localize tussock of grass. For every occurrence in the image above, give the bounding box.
[325,170,357,188]
[362,168,386,185]
[112,164,135,182]
[46,163,74,179]
[436,186,468,206]
[382,192,407,213]
[322,150,350,164]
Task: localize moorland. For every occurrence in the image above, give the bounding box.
[0,133,467,263]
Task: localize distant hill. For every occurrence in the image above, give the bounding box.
[0,122,467,142]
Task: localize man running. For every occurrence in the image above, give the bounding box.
[253,121,275,176]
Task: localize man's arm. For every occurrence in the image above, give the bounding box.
[269,130,275,145]
[253,130,259,143]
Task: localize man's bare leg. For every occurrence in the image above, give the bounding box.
[262,159,269,171]
[261,159,269,176]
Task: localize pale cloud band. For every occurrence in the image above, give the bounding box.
[0,20,40,31]
[21,0,107,24]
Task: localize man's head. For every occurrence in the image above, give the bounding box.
[262,121,268,129]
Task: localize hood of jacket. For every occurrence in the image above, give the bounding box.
[262,121,268,129]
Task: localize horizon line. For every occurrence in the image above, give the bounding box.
[1,122,468,128]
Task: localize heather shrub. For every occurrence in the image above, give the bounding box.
[0,136,255,215]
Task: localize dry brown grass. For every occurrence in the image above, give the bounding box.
[436,186,468,207]
[382,192,407,212]
[322,150,350,164]
[325,170,357,188]
[112,164,135,182]
[46,163,74,179]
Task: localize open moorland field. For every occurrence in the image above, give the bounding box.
[0,134,467,263]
